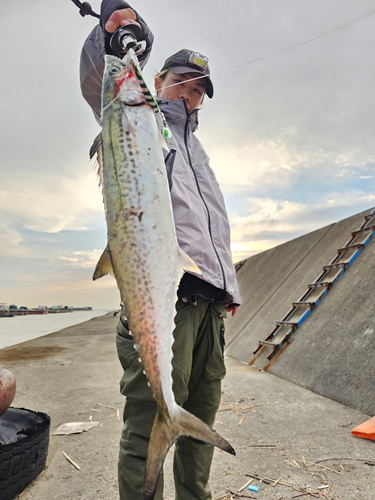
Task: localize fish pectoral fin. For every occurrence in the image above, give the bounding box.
[178,248,201,275]
[158,131,170,152]
[93,245,114,281]
[144,406,235,500]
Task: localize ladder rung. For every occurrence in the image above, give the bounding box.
[337,243,364,253]
[259,340,277,347]
[293,301,314,307]
[352,226,375,236]
[323,263,346,271]
[276,320,297,327]
[308,282,330,288]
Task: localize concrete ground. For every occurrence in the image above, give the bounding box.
[0,314,374,500]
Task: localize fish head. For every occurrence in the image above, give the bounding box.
[102,55,146,110]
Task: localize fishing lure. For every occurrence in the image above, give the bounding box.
[128,49,173,139]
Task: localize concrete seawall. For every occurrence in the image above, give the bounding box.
[225,207,375,415]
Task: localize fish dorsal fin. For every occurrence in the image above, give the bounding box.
[178,248,200,274]
[93,244,114,281]
[89,133,104,195]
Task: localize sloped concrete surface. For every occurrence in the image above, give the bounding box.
[225,208,373,365]
[1,317,374,499]
[225,224,333,359]
[271,234,375,416]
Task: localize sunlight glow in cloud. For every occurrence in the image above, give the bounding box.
[0,171,103,235]
[59,250,104,269]
[229,192,375,262]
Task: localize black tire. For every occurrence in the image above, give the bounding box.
[0,408,50,500]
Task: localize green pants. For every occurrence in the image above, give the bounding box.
[116,296,227,500]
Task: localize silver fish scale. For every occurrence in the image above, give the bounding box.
[101,58,180,408]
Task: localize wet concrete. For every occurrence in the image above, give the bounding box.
[0,313,373,500]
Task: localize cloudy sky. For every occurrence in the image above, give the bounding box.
[1,0,374,309]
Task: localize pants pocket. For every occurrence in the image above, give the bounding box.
[205,304,227,381]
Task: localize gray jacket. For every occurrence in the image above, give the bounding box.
[79,23,241,305]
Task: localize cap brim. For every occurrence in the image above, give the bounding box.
[169,67,214,98]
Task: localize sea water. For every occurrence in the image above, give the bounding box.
[0,309,113,350]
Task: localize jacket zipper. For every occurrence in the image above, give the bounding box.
[164,149,176,191]
[183,113,227,291]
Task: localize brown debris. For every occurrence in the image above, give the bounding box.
[97,403,116,410]
[214,491,255,500]
[62,451,81,470]
[218,398,259,415]
[246,472,319,498]
[237,478,253,492]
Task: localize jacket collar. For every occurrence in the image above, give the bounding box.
[157,99,199,132]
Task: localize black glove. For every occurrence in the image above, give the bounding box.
[100,0,154,60]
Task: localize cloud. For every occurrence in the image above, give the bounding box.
[229,191,375,262]
[0,170,103,235]
[0,223,31,258]
[206,136,375,197]
[58,250,103,269]
[2,1,375,308]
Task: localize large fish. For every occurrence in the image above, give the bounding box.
[92,51,235,500]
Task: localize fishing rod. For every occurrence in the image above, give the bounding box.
[70,0,100,19]
[71,0,169,136]
[70,0,144,55]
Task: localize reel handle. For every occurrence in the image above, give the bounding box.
[110,24,142,54]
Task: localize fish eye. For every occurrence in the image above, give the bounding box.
[110,66,121,74]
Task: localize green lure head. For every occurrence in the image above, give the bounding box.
[163,127,172,139]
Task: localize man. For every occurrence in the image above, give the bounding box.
[80,2,241,498]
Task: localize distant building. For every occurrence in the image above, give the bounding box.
[37,305,47,310]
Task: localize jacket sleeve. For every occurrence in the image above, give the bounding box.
[80,0,154,121]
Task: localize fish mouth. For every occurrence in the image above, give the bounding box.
[124,102,148,107]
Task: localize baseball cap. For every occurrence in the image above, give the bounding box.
[160,49,214,98]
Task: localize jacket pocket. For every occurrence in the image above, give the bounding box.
[164,149,176,191]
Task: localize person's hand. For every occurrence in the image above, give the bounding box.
[105,8,141,33]
[225,305,239,317]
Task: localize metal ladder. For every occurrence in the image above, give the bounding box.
[249,209,375,371]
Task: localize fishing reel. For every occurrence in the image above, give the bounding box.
[110,24,146,56]
[70,0,146,56]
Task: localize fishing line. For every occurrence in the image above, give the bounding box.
[156,7,375,91]
[101,93,122,115]
[93,7,375,119]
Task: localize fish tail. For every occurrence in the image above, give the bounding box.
[144,406,235,500]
